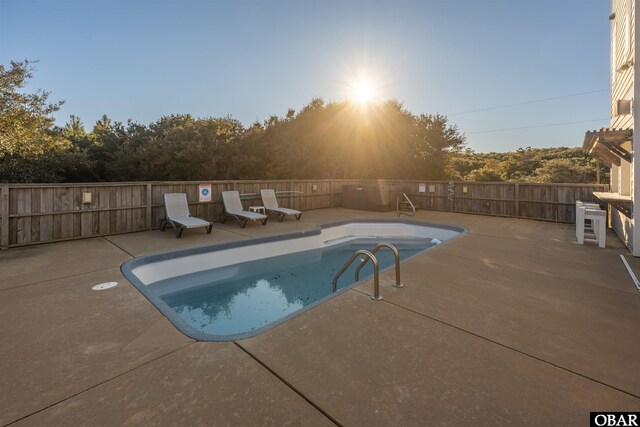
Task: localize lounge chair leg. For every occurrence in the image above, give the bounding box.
[241,219,247,229]
[262,218,268,225]
[278,213,284,223]
[176,226,184,238]
[206,224,212,234]
[295,213,302,221]
[167,222,179,238]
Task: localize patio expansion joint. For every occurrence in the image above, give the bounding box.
[467,230,576,244]
[209,227,254,239]
[2,341,196,427]
[0,266,125,294]
[433,248,640,296]
[347,288,640,401]
[102,236,136,258]
[232,341,342,427]
[459,216,498,227]
[118,318,175,352]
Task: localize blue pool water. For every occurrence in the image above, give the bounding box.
[156,237,436,337]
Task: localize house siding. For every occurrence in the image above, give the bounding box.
[609,0,636,254]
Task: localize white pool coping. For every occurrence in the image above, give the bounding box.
[130,221,461,286]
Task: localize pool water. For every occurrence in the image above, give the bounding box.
[157,237,436,337]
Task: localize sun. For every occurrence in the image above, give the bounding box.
[349,76,376,105]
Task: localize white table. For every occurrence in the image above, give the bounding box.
[249,206,266,215]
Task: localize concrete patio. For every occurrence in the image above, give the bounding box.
[1,208,639,426]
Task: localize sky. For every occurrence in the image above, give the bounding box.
[1,0,611,152]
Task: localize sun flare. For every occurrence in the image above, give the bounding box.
[349,76,377,105]
[353,79,374,104]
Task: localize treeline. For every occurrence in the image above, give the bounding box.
[449,147,607,183]
[1,60,602,184]
[1,61,466,183]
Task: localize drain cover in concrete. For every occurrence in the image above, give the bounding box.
[92,282,118,291]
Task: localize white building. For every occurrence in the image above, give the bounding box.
[583,0,637,255]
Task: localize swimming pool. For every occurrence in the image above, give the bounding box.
[122,220,465,341]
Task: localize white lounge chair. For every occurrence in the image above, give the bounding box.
[260,189,302,222]
[221,191,268,228]
[160,193,212,238]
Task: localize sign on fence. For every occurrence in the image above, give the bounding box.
[198,184,212,202]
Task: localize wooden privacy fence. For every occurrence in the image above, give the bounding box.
[0,180,609,248]
[400,181,609,222]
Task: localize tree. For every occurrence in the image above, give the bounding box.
[241,99,467,180]
[0,60,72,182]
[63,115,87,143]
[466,159,504,181]
[84,115,153,181]
[448,146,606,183]
[144,114,245,180]
[412,113,466,179]
[528,158,596,183]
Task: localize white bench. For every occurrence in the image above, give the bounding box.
[575,200,600,238]
[576,204,606,248]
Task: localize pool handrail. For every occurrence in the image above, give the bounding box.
[397,193,416,217]
[332,250,382,301]
[355,242,404,289]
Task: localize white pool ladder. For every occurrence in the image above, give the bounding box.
[332,242,404,301]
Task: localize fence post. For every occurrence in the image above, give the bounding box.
[330,180,334,208]
[447,181,455,212]
[146,183,153,230]
[289,181,294,209]
[1,185,9,249]
[514,183,519,219]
